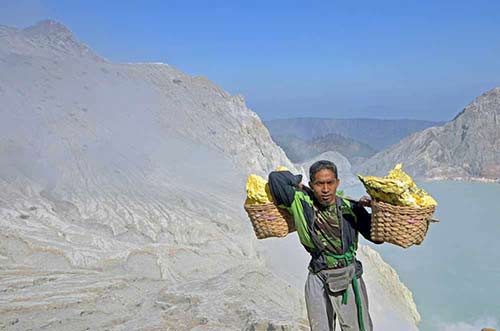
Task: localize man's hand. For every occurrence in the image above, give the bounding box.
[359,195,372,207]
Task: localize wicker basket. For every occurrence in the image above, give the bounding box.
[370,200,436,248]
[244,203,296,239]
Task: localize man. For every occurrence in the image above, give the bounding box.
[268,160,381,331]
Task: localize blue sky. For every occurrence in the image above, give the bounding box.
[2,0,500,121]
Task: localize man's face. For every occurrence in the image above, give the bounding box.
[309,169,339,206]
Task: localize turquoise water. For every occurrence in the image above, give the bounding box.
[346,181,500,331]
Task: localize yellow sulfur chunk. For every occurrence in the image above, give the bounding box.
[410,186,437,207]
[386,163,416,188]
[358,175,418,207]
[357,176,407,196]
[245,166,290,205]
[358,164,437,208]
[246,174,273,204]
[245,196,259,205]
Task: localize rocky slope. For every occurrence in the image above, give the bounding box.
[0,20,420,330]
[357,88,500,181]
[0,20,302,331]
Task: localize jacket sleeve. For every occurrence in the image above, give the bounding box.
[268,171,303,208]
[351,201,383,244]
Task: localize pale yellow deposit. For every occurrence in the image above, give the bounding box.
[245,174,273,204]
[245,166,289,205]
[358,164,437,207]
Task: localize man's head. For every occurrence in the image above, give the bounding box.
[309,160,339,206]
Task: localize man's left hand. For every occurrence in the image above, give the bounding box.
[359,195,372,207]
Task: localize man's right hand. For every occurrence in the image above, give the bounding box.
[359,195,372,207]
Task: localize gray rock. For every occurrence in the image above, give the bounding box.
[356,88,500,181]
[0,20,300,330]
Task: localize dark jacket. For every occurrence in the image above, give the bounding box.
[268,170,378,276]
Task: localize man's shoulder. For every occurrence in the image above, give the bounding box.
[298,186,316,204]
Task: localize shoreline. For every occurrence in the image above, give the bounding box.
[422,176,500,184]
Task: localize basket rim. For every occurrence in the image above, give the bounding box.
[371,199,436,212]
[244,202,278,207]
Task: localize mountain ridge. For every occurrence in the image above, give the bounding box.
[356,87,500,181]
[265,117,444,151]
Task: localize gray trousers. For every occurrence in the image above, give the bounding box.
[305,271,373,331]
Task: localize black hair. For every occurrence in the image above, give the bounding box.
[309,160,338,181]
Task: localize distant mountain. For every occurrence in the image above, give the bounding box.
[270,134,321,163]
[271,132,376,165]
[265,118,444,151]
[356,88,500,181]
[310,133,377,163]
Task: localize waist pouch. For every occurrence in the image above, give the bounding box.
[321,263,355,294]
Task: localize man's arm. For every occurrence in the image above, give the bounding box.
[268,170,316,249]
[267,170,303,208]
[352,198,384,244]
